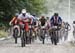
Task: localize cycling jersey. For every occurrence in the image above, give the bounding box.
[32,17,37,25]
[17,13,31,31]
[50,16,62,26]
[39,18,46,26]
[65,23,70,29]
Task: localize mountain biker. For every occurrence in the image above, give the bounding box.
[39,15,47,41]
[50,13,62,45]
[64,22,71,41]
[17,9,34,44]
[9,13,20,38]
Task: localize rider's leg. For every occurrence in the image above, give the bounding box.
[64,31,68,41]
[51,32,54,44]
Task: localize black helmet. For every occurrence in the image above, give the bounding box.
[54,13,58,16]
[46,17,49,19]
[32,14,36,17]
[73,21,75,24]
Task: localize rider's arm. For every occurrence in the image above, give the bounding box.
[50,16,54,26]
[9,17,16,25]
[59,17,62,23]
[36,21,38,26]
[58,17,62,26]
[17,14,22,21]
[10,17,16,23]
[29,18,33,24]
[38,19,41,25]
[48,20,51,27]
[68,24,71,31]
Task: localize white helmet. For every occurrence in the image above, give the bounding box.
[26,12,30,15]
[21,9,26,13]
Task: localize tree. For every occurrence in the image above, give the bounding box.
[0,0,47,26]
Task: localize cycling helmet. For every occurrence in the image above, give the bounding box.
[73,21,75,24]
[54,13,58,16]
[46,17,49,19]
[41,16,45,18]
[26,12,30,15]
[21,9,26,13]
[32,14,36,17]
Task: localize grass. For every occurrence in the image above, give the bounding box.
[0,29,8,38]
[0,22,9,38]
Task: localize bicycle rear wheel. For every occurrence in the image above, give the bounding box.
[13,28,18,44]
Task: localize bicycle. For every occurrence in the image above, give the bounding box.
[40,26,46,44]
[20,24,26,47]
[20,19,31,47]
[50,25,61,45]
[10,24,20,44]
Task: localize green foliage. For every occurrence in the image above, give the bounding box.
[0,0,47,27]
[0,0,47,18]
[0,30,8,38]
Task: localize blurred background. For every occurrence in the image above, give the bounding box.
[0,0,74,39]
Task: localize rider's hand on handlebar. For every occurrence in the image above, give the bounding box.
[9,22,12,26]
[23,19,29,22]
